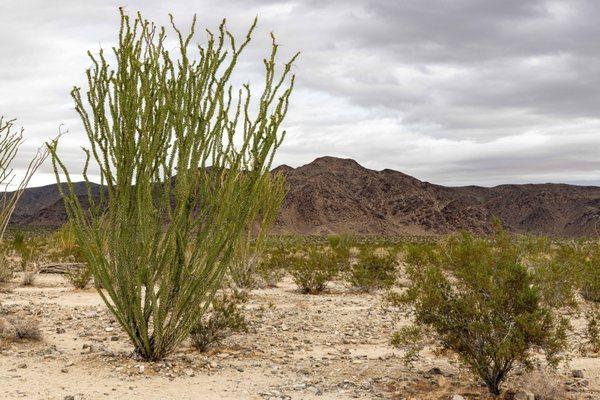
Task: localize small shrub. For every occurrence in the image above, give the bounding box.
[328,234,353,270]
[65,265,93,289]
[348,248,397,292]
[579,242,600,302]
[287,246,341,294]
[190,290,248,352]
[585,305,600,352]
[255,248,288,288]
[0,254,13,283]
[517,369,567,400]
[12,319,42,341]
[396,228,568,395]
[531,243,580,309]
[0,318,42,341]
[20,269,38,287]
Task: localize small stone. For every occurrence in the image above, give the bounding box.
[105,327,114,332]
[572,369,584,378]
[110,336,119,341]
[56,328,66,334]
[451,396,465,400]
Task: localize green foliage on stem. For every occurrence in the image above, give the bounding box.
[47,10,297,360]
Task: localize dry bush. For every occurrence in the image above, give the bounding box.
[20,269,38,287]
[0,254,12,283]
[0,318,41,341]
[517,369,567,400]
[12,319,42,341]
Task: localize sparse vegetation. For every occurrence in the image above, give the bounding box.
[348,247,397,292]
[287,246,341,294]
[190,290,248,352]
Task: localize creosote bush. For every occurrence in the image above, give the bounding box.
[287,246,341,294]
[393,226,568,396]
[255,241,289,287]
[190,290,248,352]
[47,10,297,360]
[578,241,600,302]
[348,247,397,292]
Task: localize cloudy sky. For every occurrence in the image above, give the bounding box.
[1,0,599,187]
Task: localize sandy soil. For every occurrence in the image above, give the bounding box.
[1,273,599,400]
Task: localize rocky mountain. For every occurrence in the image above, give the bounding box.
[9,156,600,237]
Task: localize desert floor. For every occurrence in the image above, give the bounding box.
[1,273,599,400]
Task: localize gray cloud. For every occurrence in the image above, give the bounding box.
[1,0,599,187]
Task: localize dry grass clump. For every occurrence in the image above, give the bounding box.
[0,254,13,283]
[516,370,567,400]
[20,269,38,286]
[0,317,42,341]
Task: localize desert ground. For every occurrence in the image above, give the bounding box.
[1,272,599,400]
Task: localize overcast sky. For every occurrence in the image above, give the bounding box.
[1,0,600,187]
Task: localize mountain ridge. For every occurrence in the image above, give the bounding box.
[9,156,600,237]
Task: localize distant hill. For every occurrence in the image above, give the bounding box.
[9,156,600,237]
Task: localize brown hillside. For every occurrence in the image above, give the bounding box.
[10,156,600,237]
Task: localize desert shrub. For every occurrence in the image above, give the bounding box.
[517,369,567,400]
[229,176,285,290]
[190,290,248,352]
[585,305,600,352]
[287,246,341,294]
[0,253,13,283]
[47,222,86,263]
[578,242,600,302]
[13,319,42,341]
[47,11,297,360]
[348,247,397,292]
[65,265,93,289]
[531,243,580,309]
[20,269,38,287]
[255,241,289,287]
[394,228,568,395]
[0,318,42,341]
[328,234,353,269]
[11,233,43,272]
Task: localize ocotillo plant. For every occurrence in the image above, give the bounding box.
[47,11,298,360]
[0,117,48,241]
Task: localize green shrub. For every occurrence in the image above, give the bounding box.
[327,234,353,269]
[348,248,397,292]
[287,246,341,294]
[190,290,248,352]
[579,242,600,302]
[0,254,12,283]
[65,265,93,289]
[585,305,600,352]
[395,228,568,395]
[255,243,289,288]
[530,243,580,309]
[47,11,297,360]
[229,176,286,290]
